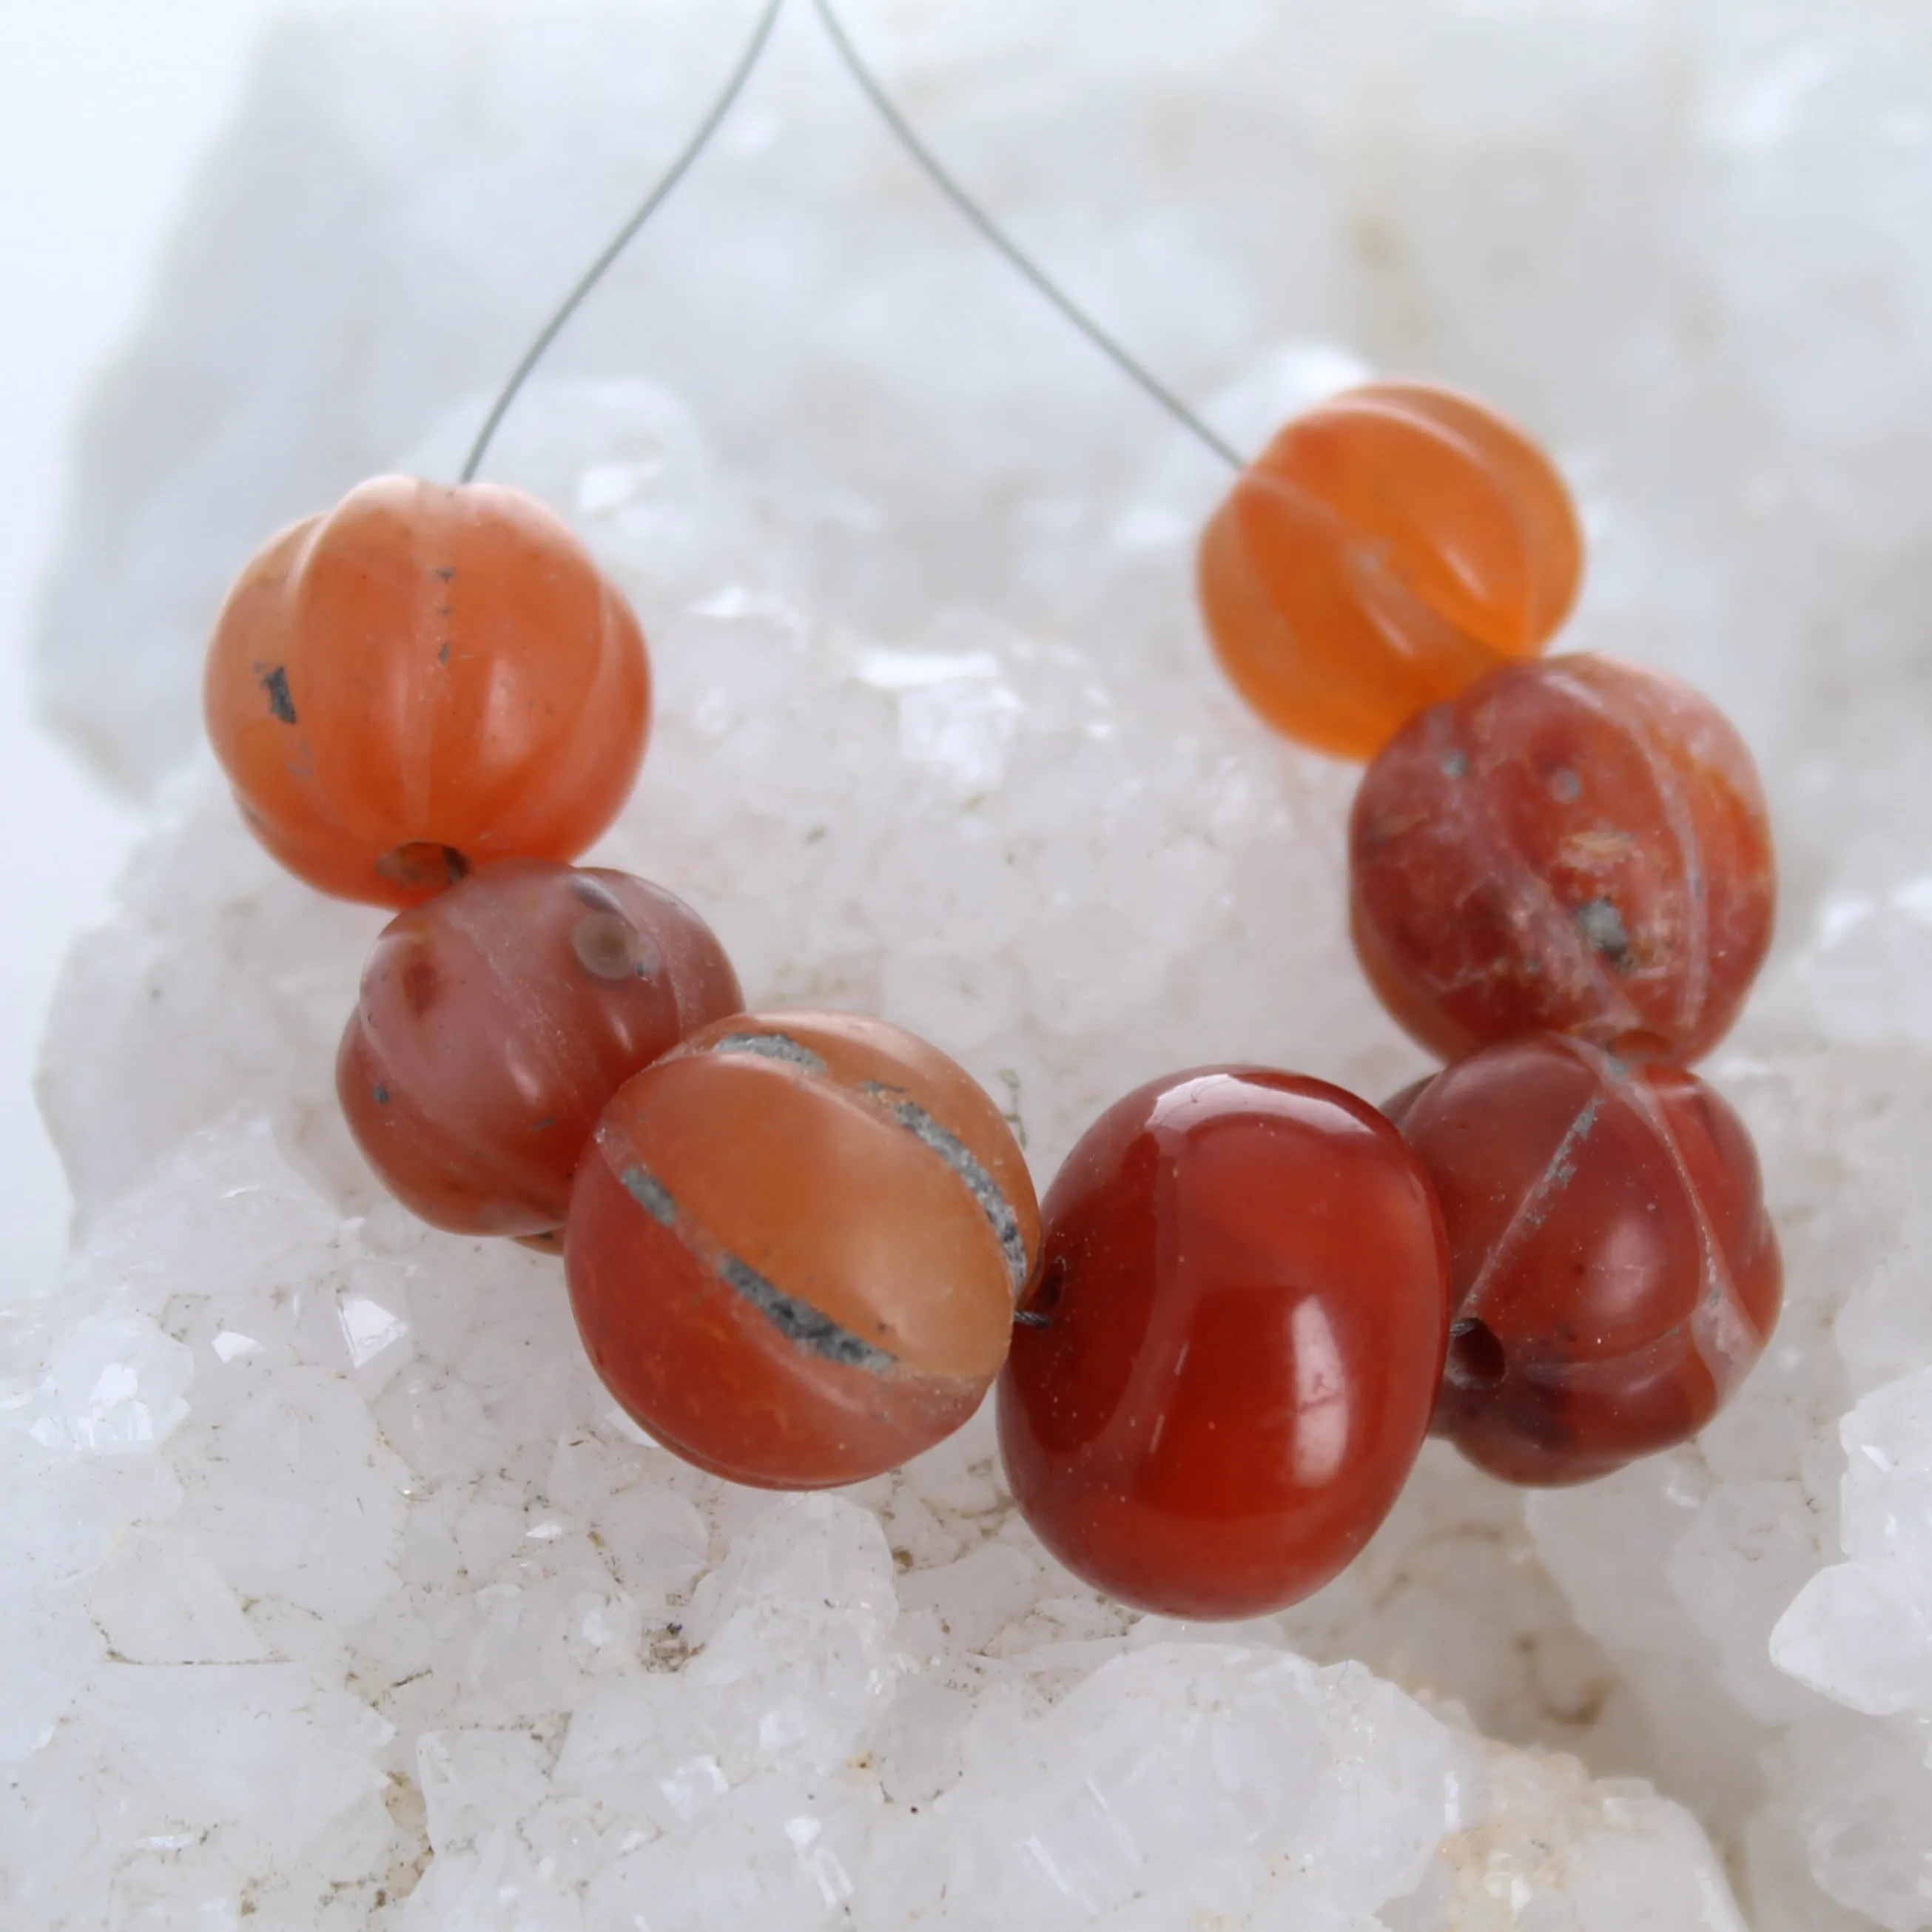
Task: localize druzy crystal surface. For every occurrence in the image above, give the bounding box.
[14,3,1932,1928]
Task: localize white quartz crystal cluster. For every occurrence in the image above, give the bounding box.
[14,1,1932,1926]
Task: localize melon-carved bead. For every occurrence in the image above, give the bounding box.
[337,859,741,1238]
[567,1012,1040,1489]
[1197,383,1581,760]
[205,476,650,906]
[1391,1033,1782,1485]
[1350,653,1775,1064]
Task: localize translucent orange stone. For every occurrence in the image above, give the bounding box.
[1350,653,1776,1064]
[999,1068,1451,1618]
[1197,382,1582,759]
[567,1012,1040,1489]
[337,860,742,1239]
[204,476,650,906]
[1392,1034,1782,1485]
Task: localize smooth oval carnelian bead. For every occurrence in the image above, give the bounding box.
[1393,1034,1782,1486]
[337,859,742,1239]
[568,1012,1040,1490]
[205,476,650,906]
[1351,653,1776,1065]
[1198,383,1582,761]
[997,1068,1451,1620]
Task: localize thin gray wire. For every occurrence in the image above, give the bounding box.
[806,0,1246,473]
[460,0,788,484]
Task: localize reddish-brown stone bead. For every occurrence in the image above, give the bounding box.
[1350,653,1775,1065]
[568,1012,1040,1490]
[1396,1034,1782,1485]
[205,476,650,906]
[337,860,741,1238]
[997,1068,1451,1620]
[1197,383,1582,761]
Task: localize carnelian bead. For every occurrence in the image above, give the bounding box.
[1350,653,1776,1065]
[1197,382,1582,760]
[997,1068,1451,1620]
[1394,1034,1782,1486]
[205,476,649,906]
[567,1012,1040,1489]
[337,859,742,1239]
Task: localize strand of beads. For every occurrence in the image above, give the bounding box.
[204,477,1040,1490]
[203,380,1782,1629]
[996,380,1783,1618]
[186,0,1784,1633]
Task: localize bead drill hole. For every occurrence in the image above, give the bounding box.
[1447,1318,1507,1390]
[377,842,471,891]
[1017,1254,1068,1329]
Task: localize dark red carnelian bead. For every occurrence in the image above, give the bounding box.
[997,1068,1451,1620]
[337,859,741,1238]
[569,1012,1040,1490]
[205,477,649,907]
[1350,653,1775,1065]
[1396,1033,1781,1485]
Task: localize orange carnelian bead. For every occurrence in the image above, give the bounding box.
[205,476,649,906]
[337,859,742,1239]
[1350,653,1776,1065]
[1197,382,1582,760]
[998,1068,1451,1619]
[567,1012,1040,1489]
[1390,1034,1782,1485]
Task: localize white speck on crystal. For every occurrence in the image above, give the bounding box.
[336,1293,408,1370]
[854,647,1003,690]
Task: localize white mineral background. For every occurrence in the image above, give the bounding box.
[5,1,1931,1927]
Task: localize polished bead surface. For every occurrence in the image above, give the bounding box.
[337,859,742,1238]
[205,476,650,906]
[1394,1034,1782,1485]
[997,1068,1451,1619]
[1351,653,1775,1065]
[1197,382,1581,760]
[568,1011,1040,1490]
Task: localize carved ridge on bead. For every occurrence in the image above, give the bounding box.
[860,1082,1030,1293]
[568,874,627,913]
[1615,1065,1764,1387]
[696,1024,1033,1298]
[1452,1087,1601,1332]
[707,1031,829,1074]
[619,1161,898,1375]
[714,1253,898,1375]
[1429,704,1649,1041]
[1540,660,1712,1034]
[619,1165,678,1227]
